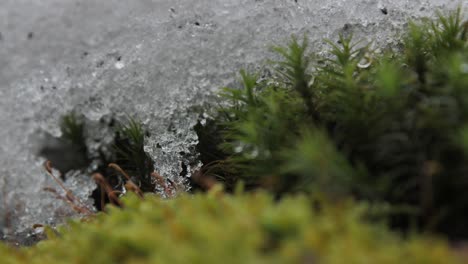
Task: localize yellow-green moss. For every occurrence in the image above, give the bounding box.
[0,188,462,263]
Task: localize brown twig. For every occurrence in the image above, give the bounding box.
[108,163,132,181]
[151,171,173,196]
[191,169,218,191]
[92,173,123,207]
[43,187,92,215]
[44,161,93,215]
[108,163,144,198]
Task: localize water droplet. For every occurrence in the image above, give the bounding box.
[358,53,373,69]
[33,226,44,235]
[461,63,468,73]
[115,61,125,69]
[234,143,245,153]
[308,76,315,87]
[248,148,259,158]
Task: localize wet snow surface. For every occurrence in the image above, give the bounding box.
[0,0,462,242]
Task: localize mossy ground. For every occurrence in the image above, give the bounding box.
[0,190,464,264]
[1,7,468,264]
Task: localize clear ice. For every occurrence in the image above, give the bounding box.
[0,0,463,240]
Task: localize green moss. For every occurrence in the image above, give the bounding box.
[44,115,157,209]
[113,117,155,192]
[60,112,86,155]
[196,9,468,236]
[0,190,462,263]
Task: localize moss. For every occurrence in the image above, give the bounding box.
[0,190,462,263]
[59,112,87,155]
[41,115,164,210]
[113,117,155,193]
[39,112,89,173]
[195,8,468,236]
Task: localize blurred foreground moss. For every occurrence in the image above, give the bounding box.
[0,189,462,263]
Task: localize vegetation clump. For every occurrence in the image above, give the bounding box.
[0,190,462,263]
[196,9,468,237]
[43,115,174,211]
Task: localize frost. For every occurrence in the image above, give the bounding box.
[0,0,462,241]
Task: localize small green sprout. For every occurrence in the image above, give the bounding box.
[113,117,155,192]
[60,112,86,150]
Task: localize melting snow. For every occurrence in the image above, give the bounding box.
[0,0,463,241]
